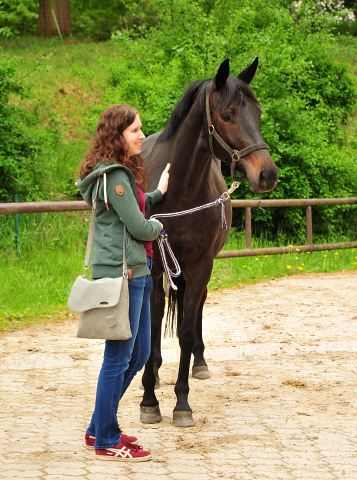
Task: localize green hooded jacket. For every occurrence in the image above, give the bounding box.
[76,160,163,279]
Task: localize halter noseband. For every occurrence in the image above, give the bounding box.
[205,90,269,182]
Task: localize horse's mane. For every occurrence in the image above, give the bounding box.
[158,76,260,143]
[158,80,204,143]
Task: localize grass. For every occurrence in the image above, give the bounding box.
[209,231,357,291]
[1,36,120,139]
[0,212,89,331]
[1,214,356,333]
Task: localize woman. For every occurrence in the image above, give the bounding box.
[77,104,169,462]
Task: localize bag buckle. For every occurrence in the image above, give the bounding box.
[123,268,132,280]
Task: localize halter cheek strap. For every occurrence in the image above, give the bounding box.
[205,90,269,182]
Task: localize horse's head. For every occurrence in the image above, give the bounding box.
[208,58,278,193]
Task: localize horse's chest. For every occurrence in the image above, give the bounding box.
[158,210,228,263]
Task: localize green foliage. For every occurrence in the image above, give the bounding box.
[0,39,127,203]
[99,0,357,238]
[0,0,38,36]
[232,21,357,237]
[0,0,128,41]
[70,0,128,41]
[1,0,357,235]
[332,18,357,35]
[0,48,59,201]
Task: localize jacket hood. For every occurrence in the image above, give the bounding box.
[76,161,135,207]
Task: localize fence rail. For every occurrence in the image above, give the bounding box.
[0,200,90,215]
[1,197,357,258]
[216,197,357,258]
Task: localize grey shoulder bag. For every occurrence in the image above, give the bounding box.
[68,177,132,340]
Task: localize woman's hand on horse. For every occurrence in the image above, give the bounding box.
[157,163,170,195]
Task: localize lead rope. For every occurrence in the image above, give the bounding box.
[150,181,241,290]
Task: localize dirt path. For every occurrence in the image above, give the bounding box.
[1,272,357,480]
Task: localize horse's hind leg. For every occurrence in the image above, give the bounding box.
[140,273,165,424]
[192,287,211,380]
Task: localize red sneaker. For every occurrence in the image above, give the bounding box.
[85,432,138,449]
[95,437,151,462]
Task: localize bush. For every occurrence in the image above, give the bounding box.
[99,0,357,238]
[0,0,38,37]
[0,48,58,201]
[70,0,128,41]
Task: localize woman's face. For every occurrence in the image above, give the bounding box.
[122,115,145,158]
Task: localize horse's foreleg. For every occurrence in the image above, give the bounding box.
[192,287,211,379]
[153,333,162,388]
[140,273,165,424]
[173,265,212,427]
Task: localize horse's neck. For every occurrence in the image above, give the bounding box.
[169,104,212,195]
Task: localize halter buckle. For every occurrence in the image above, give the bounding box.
[208,124,215,135]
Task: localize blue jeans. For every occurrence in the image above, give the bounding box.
[86,257,153,449]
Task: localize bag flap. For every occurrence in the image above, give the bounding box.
[68,275,123,312]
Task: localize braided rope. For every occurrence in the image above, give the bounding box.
[150,182,241,290]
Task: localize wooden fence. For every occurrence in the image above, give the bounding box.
[1,197,357,258]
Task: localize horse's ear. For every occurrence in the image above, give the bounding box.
[237,57,259,85]
[214,59,230,90]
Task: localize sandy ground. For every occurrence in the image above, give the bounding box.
[0,272,357,480]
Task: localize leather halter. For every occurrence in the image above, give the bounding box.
[205,90,269,182]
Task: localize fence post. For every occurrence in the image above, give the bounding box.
[14,194,20,257]
[306,205,312,245]
[245,206,252,249]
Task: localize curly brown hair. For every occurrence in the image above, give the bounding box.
[79,104,148,190]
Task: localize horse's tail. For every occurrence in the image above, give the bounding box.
[165,275,185,337]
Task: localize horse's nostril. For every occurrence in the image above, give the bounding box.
[258,166,278,191]
[259,170,267,187]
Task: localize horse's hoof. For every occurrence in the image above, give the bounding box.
[140,405,162,424]
[192,365,211,379]
[173,410,195,427]
[139,376,160,390]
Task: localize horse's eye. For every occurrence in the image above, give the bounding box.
[221,114,231,123]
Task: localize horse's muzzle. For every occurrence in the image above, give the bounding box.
[240,160,278,193]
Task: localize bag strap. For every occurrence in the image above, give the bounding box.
[83,175,128,278]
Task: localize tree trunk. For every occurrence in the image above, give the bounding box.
[37,0,71,38]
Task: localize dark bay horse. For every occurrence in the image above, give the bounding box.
[140,58,278,427]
